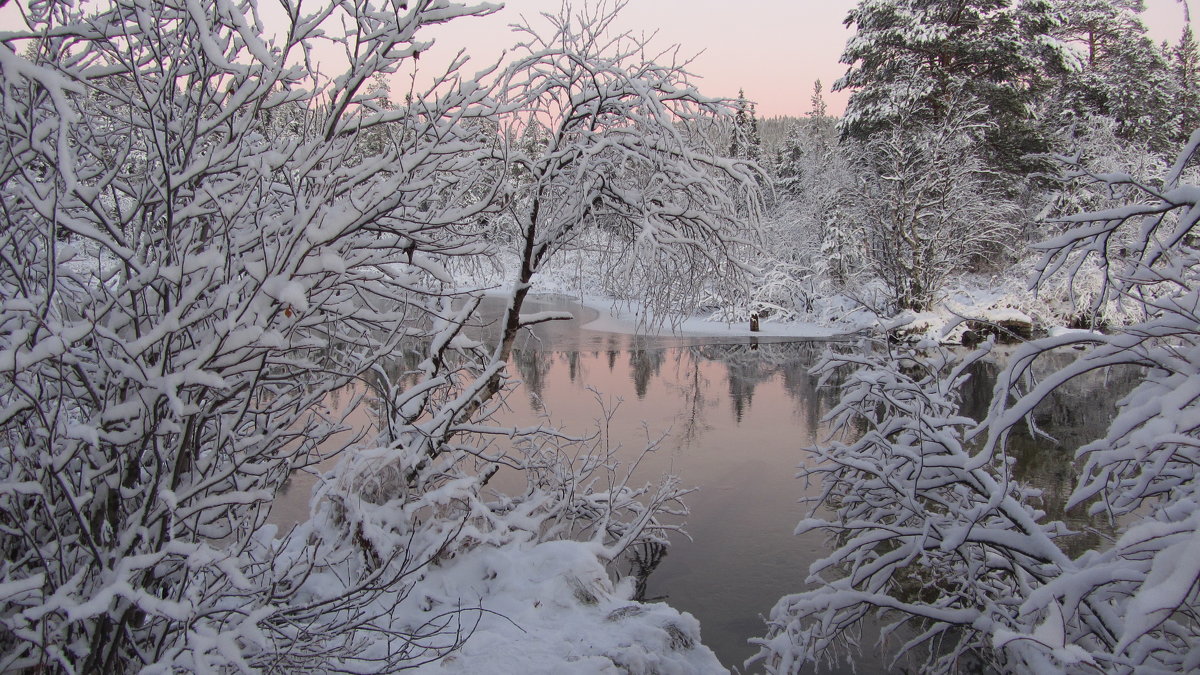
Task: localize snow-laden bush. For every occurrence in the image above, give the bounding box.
[0,1,505,668]
[1027,116,1186,329]
[0,1,754,671]
[851,101,1021,313]
[752,132,1200,673]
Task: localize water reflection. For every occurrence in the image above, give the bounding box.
[485,298,1139,672]
[485,308,845,670]
[968,349,1144,555]
[276,295,1140,673]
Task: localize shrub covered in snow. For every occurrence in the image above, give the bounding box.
[0,1,755,671]
[753,132,1200,673]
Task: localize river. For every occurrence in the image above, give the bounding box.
[276,294,1138,672]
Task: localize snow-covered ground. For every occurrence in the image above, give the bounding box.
[410,541,725,674]
[472,264,870,341]
[463,251,1105,346]
[565,291,850,339]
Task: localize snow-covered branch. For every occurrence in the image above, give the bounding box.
[754,131,1200,673]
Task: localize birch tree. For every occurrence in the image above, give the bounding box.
[852,103,1018,312]
[0,0,514,669]
[0,0,753,671]
[487,1,762,329]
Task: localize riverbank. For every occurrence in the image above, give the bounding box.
[409,541,725,674]
[465,255,1099,346]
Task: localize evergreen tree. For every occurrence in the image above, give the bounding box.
[749,101,762,160]
[773,103,858,290]
[729,89,762,161]
[835,0,1066,173]
[1053,0,1146,66]
[808,79,828,118]
[1174,25,1200,140]
[1049,0,1176,152]
[730,89,747,158]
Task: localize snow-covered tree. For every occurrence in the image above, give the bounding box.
[752,132,1200,674]
[1173,25,1200,143]
[488,2,762,329]
[766,106,861,305]
[0,1,508,669]
[849,101,1018,311]
[0,0,745,671]
[1048,0,1177,153]
[1052,0,1147,66]
[728,89,763,162]
[808,79,829,120]
[836,0,1066,173]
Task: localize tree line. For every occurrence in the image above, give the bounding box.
[739,0,1198,317]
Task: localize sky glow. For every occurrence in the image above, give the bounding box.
[0,1,1190,117]
[417,0,1192,118]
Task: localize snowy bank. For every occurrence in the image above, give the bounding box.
[411,541,724,674]
[575,293,847,339]
[480,286,860,341]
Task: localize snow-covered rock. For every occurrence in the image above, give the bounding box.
[410,541,725,674]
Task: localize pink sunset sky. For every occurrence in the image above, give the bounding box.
[417,0,1192,118]
[0,1,1190,117]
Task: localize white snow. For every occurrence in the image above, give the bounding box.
[482,286,854,340]
[575,293,846,339]
[409,541,725,675]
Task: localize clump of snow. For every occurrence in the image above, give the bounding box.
[409,541,724,674]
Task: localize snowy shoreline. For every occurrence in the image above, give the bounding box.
[484,288,859,341]
[493,288,1102,348]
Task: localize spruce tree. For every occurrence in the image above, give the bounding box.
[729,89,748,158]
[729,89,761,161]
[1174,25,1200,141]
[808,79,828,118]
[748,101,762,160]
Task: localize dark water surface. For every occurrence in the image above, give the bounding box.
[276,294,1138,673]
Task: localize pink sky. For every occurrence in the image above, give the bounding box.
[418,0,1191,118]
[0,1,1190,118]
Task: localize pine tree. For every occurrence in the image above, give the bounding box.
[1049,0,1176,152]
[1054,0,1146,67]
[835,0,1066,173]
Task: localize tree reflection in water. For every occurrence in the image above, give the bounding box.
[492,335,851,669]
[964,348,1144,556]
[451,295,1138,670]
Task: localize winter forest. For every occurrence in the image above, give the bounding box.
[2,0,1199,673]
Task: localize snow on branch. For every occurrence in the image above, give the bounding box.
[486,0,764,333]
[0,0,506,670]
[753,132,1200,673]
